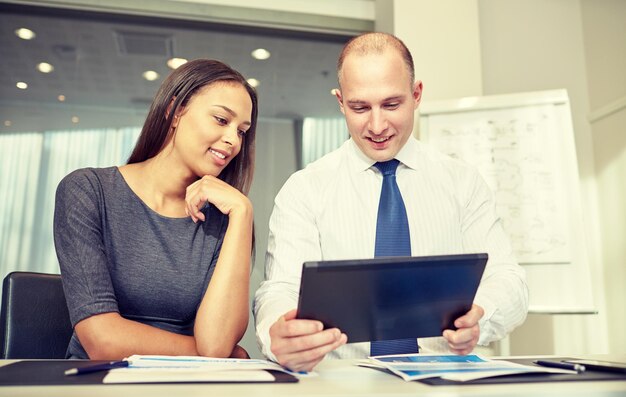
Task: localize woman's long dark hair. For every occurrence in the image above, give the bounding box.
[127,59,258,195]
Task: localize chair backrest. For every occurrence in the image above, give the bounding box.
[0,271,72,359]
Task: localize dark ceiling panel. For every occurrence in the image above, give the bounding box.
[0,3,350,133]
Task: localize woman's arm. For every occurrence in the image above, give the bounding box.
[186,175,253,357]
[75,313,198,359]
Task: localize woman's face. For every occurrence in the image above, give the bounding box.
[171,82,253,178]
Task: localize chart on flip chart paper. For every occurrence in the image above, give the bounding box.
[420,90,596,312]
[424,104,570,265]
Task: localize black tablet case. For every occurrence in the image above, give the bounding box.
[297,253,488,343]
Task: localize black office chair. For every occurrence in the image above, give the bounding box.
[0,271,72,359]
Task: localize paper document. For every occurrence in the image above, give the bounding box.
[103,355,306,384]
[359,354,575,382]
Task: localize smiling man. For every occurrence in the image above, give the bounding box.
[254,32,528,372]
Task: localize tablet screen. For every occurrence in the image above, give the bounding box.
[296,253,487,343]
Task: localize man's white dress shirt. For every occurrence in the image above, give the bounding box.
[254,137,528,360]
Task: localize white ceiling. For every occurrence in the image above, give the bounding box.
[0,5,350,133]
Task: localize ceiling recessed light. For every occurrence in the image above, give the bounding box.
[167,57,188,69]
[16,82,28,90]
[58,94,66,102]
[251,48,271,60]
[247,78,259,88]
[15,28,36,40]
[37,62,54,73]
[142,70,159,81]
[4,120,12,127]
[71,116,79,123]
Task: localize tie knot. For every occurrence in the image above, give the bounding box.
[374,159,400,177]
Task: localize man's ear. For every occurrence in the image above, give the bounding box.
[333,88,346,115]
[412,81,423,109]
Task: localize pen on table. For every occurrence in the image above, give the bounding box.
[533,360,586,373]
[64,360,129,376]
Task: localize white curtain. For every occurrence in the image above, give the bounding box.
[0,132,44,274]
[0,127,141,278]
[301,117,349,167]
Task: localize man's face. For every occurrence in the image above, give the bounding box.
[336,49,421,162]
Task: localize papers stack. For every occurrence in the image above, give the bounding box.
[359,354,575,382]
[103,355,304,384]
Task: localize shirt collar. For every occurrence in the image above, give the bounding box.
[347,136,421,172]
[395,136,421,170]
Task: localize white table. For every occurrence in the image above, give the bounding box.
[1,355,625,397]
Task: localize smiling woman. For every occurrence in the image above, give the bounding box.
[53,59,258,360]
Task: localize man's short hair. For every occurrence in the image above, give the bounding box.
[337,32,415,88]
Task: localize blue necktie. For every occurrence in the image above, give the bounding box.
[370,159,419,356]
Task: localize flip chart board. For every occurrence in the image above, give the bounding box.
[419,90,595,313]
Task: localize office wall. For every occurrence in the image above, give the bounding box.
[580,0,626,353]
[391,0,483,101]
[390,0,622,354]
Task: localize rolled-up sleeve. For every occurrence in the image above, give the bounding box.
[54,170,118,327]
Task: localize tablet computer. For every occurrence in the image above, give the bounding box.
[296,253,487,343]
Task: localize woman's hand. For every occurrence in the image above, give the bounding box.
[185,175,252,222]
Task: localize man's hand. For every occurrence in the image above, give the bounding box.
[269,309,347,372]
[442,304,484,355]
